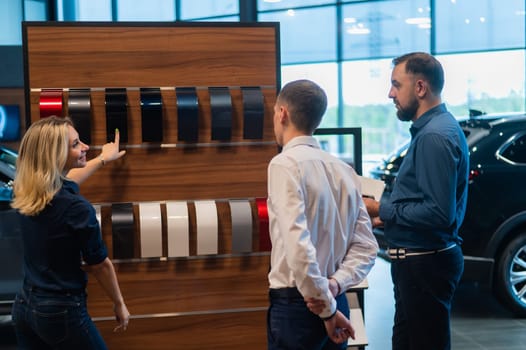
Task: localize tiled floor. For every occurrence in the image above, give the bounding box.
[364,257,526,350]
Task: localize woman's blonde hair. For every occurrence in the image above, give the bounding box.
[11,116,73,216]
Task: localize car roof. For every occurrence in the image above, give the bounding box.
[459,112,526,130]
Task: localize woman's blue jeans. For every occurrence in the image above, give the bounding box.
[11,286,107,350]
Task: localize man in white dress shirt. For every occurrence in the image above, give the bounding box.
[266,79,378,350]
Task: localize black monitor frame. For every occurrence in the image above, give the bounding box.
[313,127,362,175]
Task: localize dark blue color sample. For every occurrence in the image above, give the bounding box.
[209,87,232,141]
[176,87,199,143]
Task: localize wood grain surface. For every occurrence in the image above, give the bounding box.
[24,23,279,349]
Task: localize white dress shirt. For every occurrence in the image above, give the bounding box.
[267,135,378,319]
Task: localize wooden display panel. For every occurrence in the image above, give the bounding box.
[94,310,267,350]
[23,23,279,89]
[23,22,279,350]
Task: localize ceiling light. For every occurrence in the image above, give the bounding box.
[405,17,430,25]
[347,26,370,35]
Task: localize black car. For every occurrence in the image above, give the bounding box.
[370,112,526,316]
[0,145,22,326]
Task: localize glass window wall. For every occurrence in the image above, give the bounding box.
[435,0,525,53]
[0,0,23,45]
[0,0,524,165]
[282,63,339,127]
[342,58,410,168]
[57,0,112,21]
[116,0,175,21]
[258,0,336,11]
[259,6,336,64]
[179,0,238,20]
[342,0,430,60]
[24,0,48,21]
[439,50,526,116]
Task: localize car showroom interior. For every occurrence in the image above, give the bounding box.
[0,1,525,349]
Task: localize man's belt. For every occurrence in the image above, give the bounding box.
[388,243,457,260]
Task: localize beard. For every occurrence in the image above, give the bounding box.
[396,96,419,122]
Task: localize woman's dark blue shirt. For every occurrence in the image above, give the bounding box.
[18,179,107,292]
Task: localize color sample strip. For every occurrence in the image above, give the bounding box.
[105,88,128,143]
[111,203,134,259]
[229,200,253,253]
[68,88,92,144]
[256,198,271,251]
[176,87,199,142]
[139,202,163,258]
[93,204,102,230]
[209,87,232,140]
[194,200,218,255]
[241,87,264,139]
[166,201,190,257]
[140,87,163,142]
[40,89,63,118]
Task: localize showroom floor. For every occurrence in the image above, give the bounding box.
[2,257,526,349]
[365,257,526,350]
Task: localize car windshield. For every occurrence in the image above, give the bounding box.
[0,147,16,191]
[0,145,16,172]
[0,147,16,167]
[463,127,490,147]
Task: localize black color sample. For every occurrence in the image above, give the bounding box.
[105,88,128,143]
[241,86,264,139]
[140,87,163,142]
[111,203,135,259]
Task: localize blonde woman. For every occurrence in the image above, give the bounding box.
[11,116,129,349]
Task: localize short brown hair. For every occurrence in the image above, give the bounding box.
[277,79,327,134]
[393,52,445,95]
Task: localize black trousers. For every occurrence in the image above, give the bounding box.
[267,287,349,350]
[391,245,464,350]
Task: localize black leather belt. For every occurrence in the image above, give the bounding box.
[24,284,85,296]
[388,243,457,260]
[269,287,303,299]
